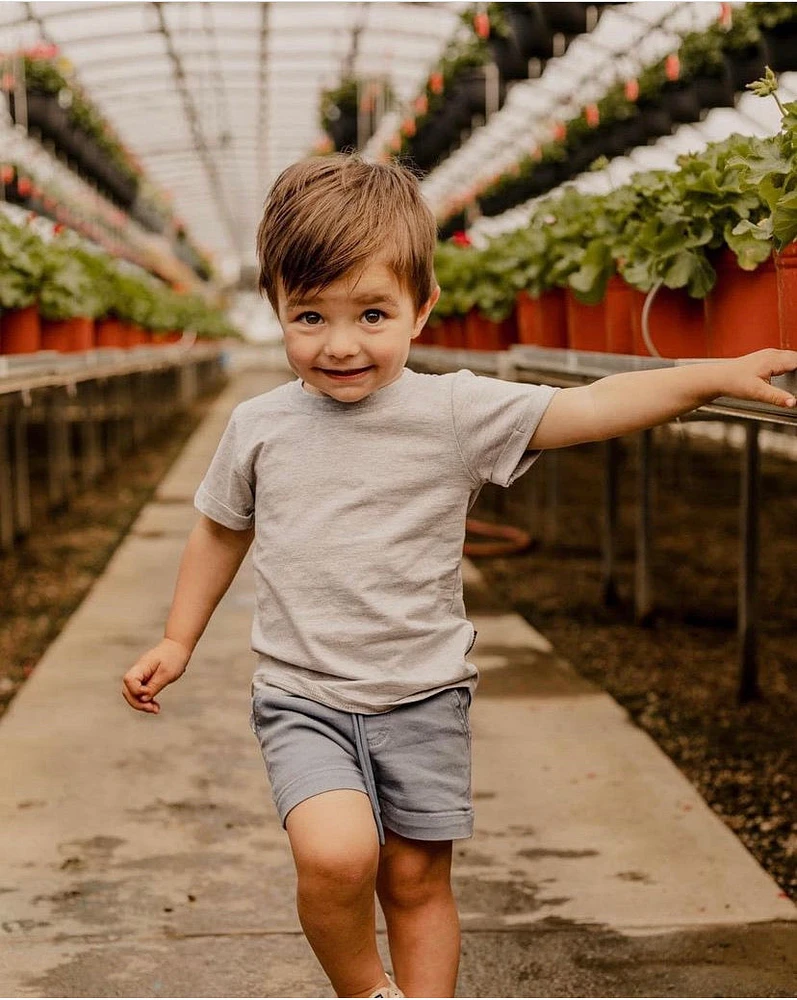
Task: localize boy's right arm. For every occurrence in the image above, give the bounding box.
[121,513,255,715]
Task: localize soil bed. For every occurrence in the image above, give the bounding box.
[0,391,219,722]
[470,425,796,900]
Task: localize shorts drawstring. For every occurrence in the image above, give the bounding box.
[352,713,386,845]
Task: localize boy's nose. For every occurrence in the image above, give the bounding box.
[322,328,360,358]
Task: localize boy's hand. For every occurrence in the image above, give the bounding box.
[722,349,797,408]
[122,638,191,715]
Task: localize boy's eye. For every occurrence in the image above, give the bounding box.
[363,309,385,324]
[297,312,322,325]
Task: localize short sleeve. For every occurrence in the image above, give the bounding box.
[451,369,559,487]
[194,408,255,530]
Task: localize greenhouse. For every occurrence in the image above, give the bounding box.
[0,2,796,997]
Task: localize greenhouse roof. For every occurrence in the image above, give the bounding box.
[0,1,467,276]
[0,1,794,282]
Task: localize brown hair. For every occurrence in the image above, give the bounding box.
[256,153,438,318]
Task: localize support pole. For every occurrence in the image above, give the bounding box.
[602,437,620,606]
[635,428,654,624]
[739,422,760,703]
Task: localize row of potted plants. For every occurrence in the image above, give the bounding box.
[420,71,797,361]
[1,46,213,280]
[438,2,797,231]
[382,4,606,173]
[0,213,238,355]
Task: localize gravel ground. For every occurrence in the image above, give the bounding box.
[469,424,797,901]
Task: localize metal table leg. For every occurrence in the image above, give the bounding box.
[635,428,654,624]
[602,437,620,606]
[739,422,760,703]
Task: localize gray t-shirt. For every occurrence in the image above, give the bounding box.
[194,367,558,713]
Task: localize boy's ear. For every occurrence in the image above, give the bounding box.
[413,285,441,337]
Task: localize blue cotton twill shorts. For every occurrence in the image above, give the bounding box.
[249,684,474,844]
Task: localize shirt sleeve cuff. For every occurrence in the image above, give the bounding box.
[194,485,254,531]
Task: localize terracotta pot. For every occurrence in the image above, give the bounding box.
[69,317,94,352]
[630,286,708,358]
[705,250,780,357]
[775,242,797,350]
[121,323,148,347]
[515,289,567,348]
[565,290,607,352]
[40,316,94,352]
[96,317,126,347]
[416,322,435,346]
[0,304,41,354]
[464,309,516,351]
[605,275,635,355]
[437,315,467,349]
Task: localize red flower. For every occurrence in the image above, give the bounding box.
[53,223,64,235]
[451,230,472,247]
[1,164,13,184]
[719,3,732,28]
[585,104,600,128]
[414,94,428,116]
[624,78,640,102]
[429,72,444,95]
[17,176,31,197]
[474,12,490,39]
[401,117,416,138]
[665,53,680,82]
[552,121,566,142]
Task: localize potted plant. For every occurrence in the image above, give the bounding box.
[430,241,477,349]
[496,2,553,61]
[730,67,797,349]
[753,2,797,72]
[38,237,105,351]
[722,5,768,92]
[320,76,359,150]
[484,4,531,79]
[0,214,46,354]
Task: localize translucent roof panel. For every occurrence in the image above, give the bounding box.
[0,1,467,272]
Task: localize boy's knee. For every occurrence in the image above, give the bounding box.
[297,838,379,897]
[287,790,380,897]
[377,835,453,910]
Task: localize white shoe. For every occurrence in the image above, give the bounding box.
[368,973,404,998]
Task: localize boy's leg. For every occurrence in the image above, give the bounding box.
[285,789,392,998]
[376,828,460,998]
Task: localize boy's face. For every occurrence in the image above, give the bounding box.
[276,260,440,403]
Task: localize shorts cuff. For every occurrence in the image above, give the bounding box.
[380,799,474,841]
[276,768,368,827]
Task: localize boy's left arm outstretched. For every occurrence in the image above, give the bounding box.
[528,349,797,451]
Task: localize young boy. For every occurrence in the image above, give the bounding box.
[122,152,797,999]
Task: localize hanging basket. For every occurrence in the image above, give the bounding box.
[565,290,607,352]
[516,289,567,348]
[630,286,708,358]
[605,275,635,355]
[705,250,780,357]
[775,242,797,350]
[0,304,41,354]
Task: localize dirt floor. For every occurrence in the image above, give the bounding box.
[1,399,794,904]
[469,423,797,901]
[0,392,217,723]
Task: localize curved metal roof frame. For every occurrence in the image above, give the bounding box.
[1,1,467,273]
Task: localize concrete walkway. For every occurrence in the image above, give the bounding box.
[0,362,794,998]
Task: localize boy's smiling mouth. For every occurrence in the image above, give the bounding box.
[317,365,374,379]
